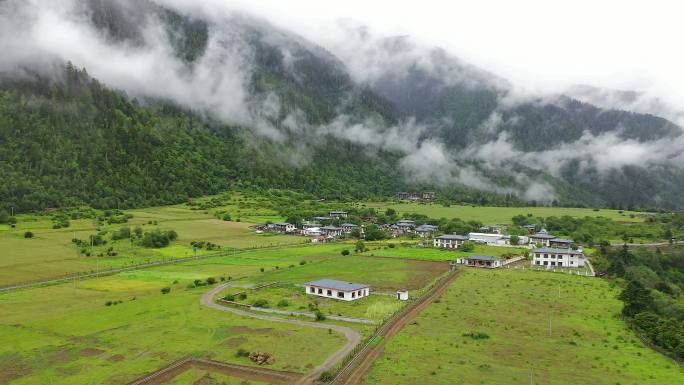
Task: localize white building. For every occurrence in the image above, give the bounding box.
[529,231,556,247]
[304,279,370,301]
[303,222,322,230]
[273,222,296,233]
[455,255,502,268]
[434,234,469,249]
[396,290,409,300]
[396,219,416,230]
[329,211,348,219]
[468,232,504,245]
[303,227,322,237]
[320,225,344,238]
[415,224,439,238]
[340,223,359,233]
[532,248,586,268]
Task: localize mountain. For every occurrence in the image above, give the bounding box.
[1,0,684,211]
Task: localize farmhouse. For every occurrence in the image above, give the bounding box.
[524,224,537,234]
[340,223,358,233]
[312,216,331,222]
[303,227,322,237]
[434,234,468,249]
[304,279,370,301]
[303,222,322,230]
[396,219,416,229]
[273,222,296,233]
[396,191,436,201]
[329,210,348,219]
[320,225,344,237]
[479,225,501,234]
[415,224,439,238]
[456,255,501,268]
[468,232,504,245]
[549,238,574,248]
[532,248,586,267]
[529,231,556,246]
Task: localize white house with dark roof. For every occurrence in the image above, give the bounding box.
[456,255,501,268]
[303,222,322,230]
[549,238,574,248]
[396,220,416,229]
[529,232,557,246]
[329,211,348,219]
[273,222,296,233]
[303,227,322,237]
[320,225,343,237]
[340,223,359,233]
[304,279,370,301]
[468,232,504,245]
[532,248,586,267]
[434,234,469,249]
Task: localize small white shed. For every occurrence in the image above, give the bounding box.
[396,290,409,300]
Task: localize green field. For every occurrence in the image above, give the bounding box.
[363,244,527,261]
[363,268,684,385]
[0,202,302,287]
[166,368,269,384]
[0,245,445,385]
[364,202,644,223]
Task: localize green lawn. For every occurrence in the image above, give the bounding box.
[363,244,528,261]
[223,284,405,322]
[364,202,644,223]
[363,268,684,385]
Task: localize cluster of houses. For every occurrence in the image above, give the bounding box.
[396,191,436,201]
[254,211,360,241]
[433,228,575,249]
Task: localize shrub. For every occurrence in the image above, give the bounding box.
[206,277,216,285]
[319,371,334,382]
[238,293,247,300]
[277,299,290,307]
[223,294,236,301]
[193,279,203,287]
[314,310,326,321]
[23,231,34,238]
[299,260,307,265]
[341,249,350,256]
[260,267,265,272]
[222,213,232,221]
[236,348,250,357]
[388,243,396,248]
[160,287,171,294]
[105,301,113,306]
[460,241,475,252]
[253,299,270,308]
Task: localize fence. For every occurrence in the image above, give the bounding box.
[325,269,456,384]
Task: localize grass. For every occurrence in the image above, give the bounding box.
[363,244,528,261]
[362,268,684,385]
[364,202,645,223]
[228,284,405,321]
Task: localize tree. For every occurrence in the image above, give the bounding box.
[509,235,520,246]
[0,210,9,224]
[341,249,350,256]
[355,241,366,253]
[314,310,326,321]
[350,227,361,239]
[511,215,528,227]
[460,241,475,252]
[23,231,34,238]
[619,280,654,317]
[385,208,396,217]
[160,287,171,294]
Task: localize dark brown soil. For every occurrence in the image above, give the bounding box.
[0,354,32,383]
[80,348,106,357]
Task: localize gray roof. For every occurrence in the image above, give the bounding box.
[531,233,556,239]
[416,224,438,231]
[330,211,347,214]
[550,238,573,244]
[320,226,342,230]
[533,248,584,255]
[313,216,330,220]
[340,223,358,227]
[305,279,369,291]
[436,234,468,240]
[274,222,292,226]
[467,255,498,261]
[397,219,415,223]
[524,224,537,228]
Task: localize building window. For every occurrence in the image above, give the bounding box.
[327,290,332,296]
[310,287,315,293]
[352,292,356,298]
[338,292,344,298]
[318,288,323,294]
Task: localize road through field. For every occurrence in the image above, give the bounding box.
[201,282,361,385]
[336,271,459,385]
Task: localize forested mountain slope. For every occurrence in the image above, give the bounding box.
[1,0,684,211]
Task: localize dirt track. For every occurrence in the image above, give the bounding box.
[336,271,459,385]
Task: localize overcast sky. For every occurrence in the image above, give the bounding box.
[208,0,683,108]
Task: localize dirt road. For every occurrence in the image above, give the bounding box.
[201,282,361,385]
[336,271,459,385]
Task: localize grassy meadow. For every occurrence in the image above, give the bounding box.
[364,202,645,224]
[0,244,445,384]
[362,268,684,385]
[362,243,528,261]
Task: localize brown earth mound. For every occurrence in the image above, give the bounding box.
[249,351,275,365]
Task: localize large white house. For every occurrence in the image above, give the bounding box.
[434,234,469,249]
[416,224,439,238]
[303,227,322,237]
[532,248,586,268]
[273,222,296,233]
[529,231,556,246]
[329,211,348,219]
[304,279,370,301]
[320,225,344,237]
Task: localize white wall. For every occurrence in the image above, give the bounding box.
[305,285,369,301]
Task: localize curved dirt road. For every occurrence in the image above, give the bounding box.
[201,283,361,385]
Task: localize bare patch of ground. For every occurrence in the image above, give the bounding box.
[0,354,32,383]
[80,347,106,357]
[108,354,125,362]
[224,337,247,347]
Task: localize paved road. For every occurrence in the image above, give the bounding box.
[201,283,361,385]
